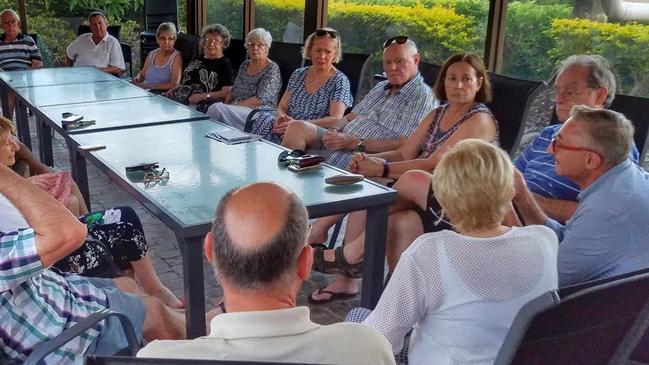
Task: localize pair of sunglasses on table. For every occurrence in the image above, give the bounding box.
[125,162,170,187]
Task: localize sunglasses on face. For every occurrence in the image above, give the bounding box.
[383,36,409,49]
[314,29,338,39]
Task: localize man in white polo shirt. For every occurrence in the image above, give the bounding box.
[65,11,124,76]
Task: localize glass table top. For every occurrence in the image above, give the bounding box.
[0,67,117,88]
[40,96,207,133]
[71,120,393,228]
[15,80,151,107]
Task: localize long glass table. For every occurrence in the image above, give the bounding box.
[70,120,396,338]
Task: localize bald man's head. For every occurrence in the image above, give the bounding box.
[210,182,309,289]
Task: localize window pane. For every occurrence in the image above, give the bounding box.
[502,0,649,98]
[255,0,305,43]
[206,0,244,39]
[327,0,489,97]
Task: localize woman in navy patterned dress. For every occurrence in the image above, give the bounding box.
[249,28,353,143]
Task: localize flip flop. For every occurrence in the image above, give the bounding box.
[308,287,358,305]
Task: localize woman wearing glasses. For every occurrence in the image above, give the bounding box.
[310,53,499,304]
[249,28,353,143]
[0,117,184,309]
[166,23,234,113]
[363,139,557,365]
[132,22,182,92]
[206,28,281,131]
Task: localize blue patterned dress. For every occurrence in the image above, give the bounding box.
[250,66,353,143]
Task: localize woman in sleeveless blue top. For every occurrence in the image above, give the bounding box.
[309,53,500,304]
[133,22,182,92]
[248,28,353,144]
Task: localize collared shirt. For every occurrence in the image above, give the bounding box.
[0,33,41,71]
[326,73,437,168]
[66,33,125,70]
[545,160,649,286]
[138,306,396,365]
[0,227,108,364]
[515,124,639,201]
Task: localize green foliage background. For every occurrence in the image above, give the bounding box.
[3,0,648,96]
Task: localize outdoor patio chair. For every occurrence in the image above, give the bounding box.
[494,271,649,365]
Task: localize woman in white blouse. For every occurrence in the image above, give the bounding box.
[363,139,558,365]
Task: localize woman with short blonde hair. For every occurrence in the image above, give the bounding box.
[364,139,558,364]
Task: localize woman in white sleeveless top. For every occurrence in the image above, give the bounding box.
[364,139,558,365]
[133,22,182,92]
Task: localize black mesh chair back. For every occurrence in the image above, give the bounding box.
[143,0,178,32]
[174,32,200,71]
[27,33,38,45]
[268,42,304,95]
[86,357,322,365]
[336,52,370,100]
[419,61,441,87]
[487,73,544,155]
[77,25,122,40]
[224,38,247,75]
[494,271,649,365]
[550,93,649,162]
[120,43,133,78]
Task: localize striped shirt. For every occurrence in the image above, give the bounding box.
[515,124,639,200]
[0,33,41,71]
[0,228,108,364]
[327,73,437,168]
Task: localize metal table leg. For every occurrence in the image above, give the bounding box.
[179,235,206,338]
[15,99,31,149]
[68,146,91,211]
[360,204,389,309]
[36,117,53,166]
[1,87,9,118]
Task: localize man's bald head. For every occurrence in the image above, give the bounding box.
[210,182,309,289]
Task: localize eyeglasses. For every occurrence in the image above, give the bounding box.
[550,137,604,160]
[555,87,592,101]
[383,36,409,49]
[204,37,223,45]
[314,29,338,38]
[246,42,266,49]
[144,168,169,187]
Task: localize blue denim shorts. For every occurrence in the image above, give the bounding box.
[85,277,146,356]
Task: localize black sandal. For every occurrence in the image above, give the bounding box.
[312,246,363,278]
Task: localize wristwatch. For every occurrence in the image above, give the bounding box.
[357,138,366,153]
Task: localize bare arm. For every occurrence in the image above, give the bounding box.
[143,55,183,91]
[532,193,578,224]
[0,165,87,267]
[30,60,43,69]
[512,169,548,226]
[15,141,50,175]
[233,96,262,108]
[100,65,121,76]
[65,56,74,67]
[303,100,348,129]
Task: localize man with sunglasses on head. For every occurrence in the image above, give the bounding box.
[512,105,649,287]
[281,35,437,169]
[514,55,639,224]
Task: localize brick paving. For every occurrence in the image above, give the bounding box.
[27,115,361,325]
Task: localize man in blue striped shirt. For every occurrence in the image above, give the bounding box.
[0,9,42,118]
[0,165,185,364]
[281,37,437,169]
[514,55,638,223]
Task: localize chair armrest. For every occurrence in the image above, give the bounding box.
[244,108,275,133]
[23,309,140,365]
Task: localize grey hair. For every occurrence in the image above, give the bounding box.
[556,54,617,107]
[156,22,177,38]
[201,23,230,49]
[570,105,634,166]
[88,11,107,23]
[302,27,342,64]
[246,28,272,49]
[0,9,20,22]
[210,187,309,290]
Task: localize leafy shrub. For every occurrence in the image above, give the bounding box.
[548,18,649,95]
[27,13,77,66]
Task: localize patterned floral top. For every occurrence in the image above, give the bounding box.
[250,66,353,142]
[231,59,282,109]
[419,103,498,159]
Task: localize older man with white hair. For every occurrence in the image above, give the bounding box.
[514,105,649,286]
[65,11,124,75]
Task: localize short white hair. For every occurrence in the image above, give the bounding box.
[0,9,20,22]
[246,28,272,48]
